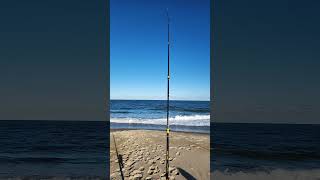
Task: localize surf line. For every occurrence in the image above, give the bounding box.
[165,8,170,180]
[112,133,125,180]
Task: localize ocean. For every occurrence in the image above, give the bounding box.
[110,100,210,133]
[0,120,108,179]
[1,100,319,179]
[211,123,320,179]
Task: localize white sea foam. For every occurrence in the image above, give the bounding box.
[111,114,210,126]
[211,169,320,180]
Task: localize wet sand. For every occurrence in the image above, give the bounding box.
[110,130,210,180]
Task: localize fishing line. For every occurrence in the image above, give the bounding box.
[165,8,170,180]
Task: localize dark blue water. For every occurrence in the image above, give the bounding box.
[2,115,319,178]
[211,123,320,175]
[110,100,210,133]
[0,120,108,179]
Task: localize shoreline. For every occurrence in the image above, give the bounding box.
[110,128,210,135]
[110,122,210,134]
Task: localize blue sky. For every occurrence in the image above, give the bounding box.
[110,0,210,101]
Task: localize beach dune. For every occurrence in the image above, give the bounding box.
[110,130,210,180]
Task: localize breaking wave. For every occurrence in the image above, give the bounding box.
[110,114,210,126]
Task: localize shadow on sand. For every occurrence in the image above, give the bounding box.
[177,167,196,180]
[118,154,124,168]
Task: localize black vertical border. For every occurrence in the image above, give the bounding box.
[106,0,110,177]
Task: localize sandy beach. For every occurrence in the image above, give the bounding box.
[110,130,210,180]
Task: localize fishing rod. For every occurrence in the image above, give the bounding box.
[165,8,170,180]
